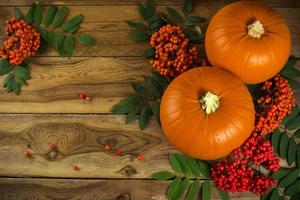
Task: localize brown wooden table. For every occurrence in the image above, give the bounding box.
[0,0,299,199]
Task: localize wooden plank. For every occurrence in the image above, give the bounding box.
[0,6,299,57]
[0,57,299,114]
[0,0,298,7]
[0,178,259,200]
[0,114,178,178]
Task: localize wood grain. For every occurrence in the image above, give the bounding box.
[0,114,178,178]
[0,6,299,57]
[0,178,259,200]
[0,57,299,114]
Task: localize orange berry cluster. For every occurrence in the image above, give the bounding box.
[0,18,40,65]
[150,25,198,76]
[255,75,295,134]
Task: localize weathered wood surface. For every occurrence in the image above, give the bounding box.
[0,5,300,57]
[0,178,259,200]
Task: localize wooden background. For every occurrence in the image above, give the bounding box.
[0,0,299,199]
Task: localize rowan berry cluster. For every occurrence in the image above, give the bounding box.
[210,132,279,194]
[150,25,198,76]
[255,75,295,134]
[0,18,40,65]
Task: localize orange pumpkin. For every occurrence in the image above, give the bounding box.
[160,67,255,160]
[205,1,291,84]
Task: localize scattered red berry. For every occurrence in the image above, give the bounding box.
[72,164,80,171]
[105,144,111,151]
[79,93,86,99]
[150,24,198,77]
[24,149,31,157]
[0,18,40,65]
[85,96,91,101]
[137,154,143,161]
[115,149,121,156]
[255,75,295,134]
[49,143,57,150]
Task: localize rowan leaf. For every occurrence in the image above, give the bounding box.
[278,168,300,188]
[288,78,299,89]
[151,171,175,180]
[183,0,193,16]
[283,57,297,70]
[285,179,300,196]
[174,177,190,199]
[282,107,300,125]
[287,139,297,166]
[217,188,230,200]
[33,3,42,26]
[281,67,300,78]
[51,7,69,29]
[151,71,169,90]
[202,181,212,200]
[167,177,181,199]
[54,32,65,56]
[287,115,300,130]
[76,34,96,46]
[131,82,150,99]
[151,100,160,124]
[144,0,156,19]
[174,154,192,176]
[279,133,290,159]
[185,156,201,177]
[169,154,183,174]
[125,110,136,124]
[127,20,147,30]
[144,76,162,97]
[272,168,292,180]
[198,160,211,177]
[187,180,201,200]
[166,7,184,24]
[269,189,280,200]
[271,129,281,154]
[129,32,149,41]
[12,82,21,95]
[43,5,57,27]
[185,16,206,25]
[64,35,74,58]
[25,3,36,24]
[297,145,300,167]
[13,7,22,20]
[0,59,13,75]
[61,15,84,32]
[139,105,151,130]
[143,47,155,58]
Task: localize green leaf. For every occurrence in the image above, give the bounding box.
[279,168,300,188]
[282,107,300,126]
[131,82,150,99]
[0,59,13,75]
[111,95,140,114]
[151,100,160,124]
[185,156,201,177]
[279,133,290,159]
[151,171,175,180]
[287,115,300,130]
[12,82,21,95]
[174,177,190,199]
[13,7,22,20]
[202,181,211,200]
[281,67,300,78]
[297,145,300,167]
[3,73,13,87]
[271,129,281,154]
[125,110,136,124]
[38,37,48,54]
[175,154,192,176]
[217,188,229,200]
[294,129,300,138]
[166,7,184,24]
[283,57,297,69]
[167,177,181,200]
[144,76,162,97]
[187,180,201,200]
[149,19,164,32]
[67,24,80,33]
[54,32,65,56]
[51,7,69,29]
[139,105,151,130]
[138,4,148,20]
[288,78,299,89]
[43,5,57,27]
[151,71,169,90]
[183,27,202,43]
[169,154,183,174]
[35,26,49,41]
[272,168,292,180]
[144,0,156,19]
[198,160,211,177]
[185,16,206,25]
[64,35,74,58]
[143,47,156,58]
[261,189,274,200]
[76,34,96,46]
[61,15,84,32]
[15,66,31,80]
[129,32,149,41]
[34,3,42,26]
[287,139,297,166]
[269,189,280,200]
[285,179,300,196]
[183,0,193,16]
[25,3,36,24]
[127,20,147,30]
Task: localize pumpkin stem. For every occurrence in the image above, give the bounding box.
[247,20,265,38]
[200,91,220,114]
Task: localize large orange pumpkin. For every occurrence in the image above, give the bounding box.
[160,67,255,160]
[205,1,291,84]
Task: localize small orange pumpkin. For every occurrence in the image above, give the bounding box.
[205,1,291,84]
[160,67,255,160]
